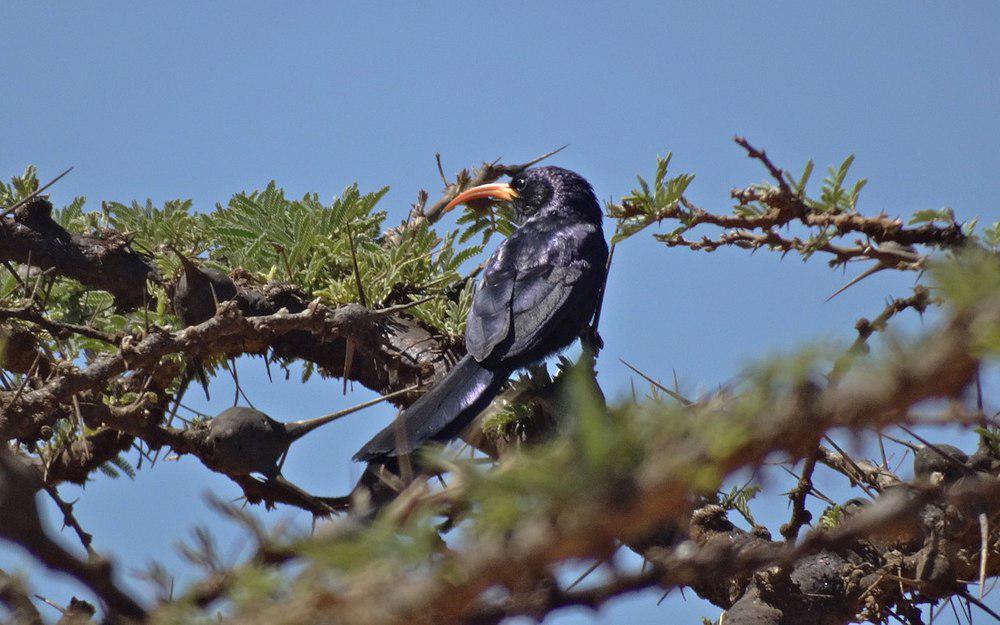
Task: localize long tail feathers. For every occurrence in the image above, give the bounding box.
[353,356,505,462]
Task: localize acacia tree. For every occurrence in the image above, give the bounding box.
[0,138,998,625]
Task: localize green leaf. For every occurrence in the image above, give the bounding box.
[908,208,954,225]
[108,454,136,479]
[982,221,1000,248]
[795,159,814,196]
[637,175,651,199]
[611,152,694,243]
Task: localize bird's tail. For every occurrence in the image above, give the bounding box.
[353,356,506,462]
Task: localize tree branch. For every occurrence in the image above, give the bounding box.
[0,197,156,310]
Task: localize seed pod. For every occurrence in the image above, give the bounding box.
[0,324,41,374]
[205,406,290,477]
[171,251,238,327]
[0,450,44,543]
[912,443,968,484]
[202,388,413,478]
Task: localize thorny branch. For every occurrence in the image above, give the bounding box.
[0,449,146,622]
[0,144,997,625]
[0,303,119,345]
[847,285,934,353]
[779,451,818,542]
[0,197,156,310]
[829,285,935,382]
[612,137,965,294]
[0,298,439,440]
[158,293,998,625]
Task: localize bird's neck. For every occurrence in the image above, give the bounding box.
[535,202,602,226]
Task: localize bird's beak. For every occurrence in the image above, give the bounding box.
[443,182,518,213]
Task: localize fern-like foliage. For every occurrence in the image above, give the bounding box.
[0,165,40,205]
[210,183,387,289]
[606,153,695,243]
[1,165,506,481]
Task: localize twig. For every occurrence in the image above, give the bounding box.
[39,482,95,555]
[829,286,933,382]
[345,225,367,309]
[979,512,988,599]
[734,136,790,194]
[564,558,606,591]
[780,451,818,541]
[284,384,420,441]
[957,588,1000,622]
[0,167,74,219]
[0,304,119,345]
[372,296,436,316]
[435,153,448,186]
[820,437,880,497]
[776,464,837,505]
[619,359,692,405]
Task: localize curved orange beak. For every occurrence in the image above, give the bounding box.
[442,182,518,213]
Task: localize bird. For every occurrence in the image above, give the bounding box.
[348,166,609,502]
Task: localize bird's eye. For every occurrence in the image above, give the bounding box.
[511,176,527,192]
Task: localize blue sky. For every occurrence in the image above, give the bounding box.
[2,2,999,623]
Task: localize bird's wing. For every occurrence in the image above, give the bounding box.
[506,259,592,357]
[465,246,514,361]
[465,224,603,363]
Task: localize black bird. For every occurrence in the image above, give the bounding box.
[352,166,609,467]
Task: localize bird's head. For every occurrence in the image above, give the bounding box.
[444,166,601,225]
